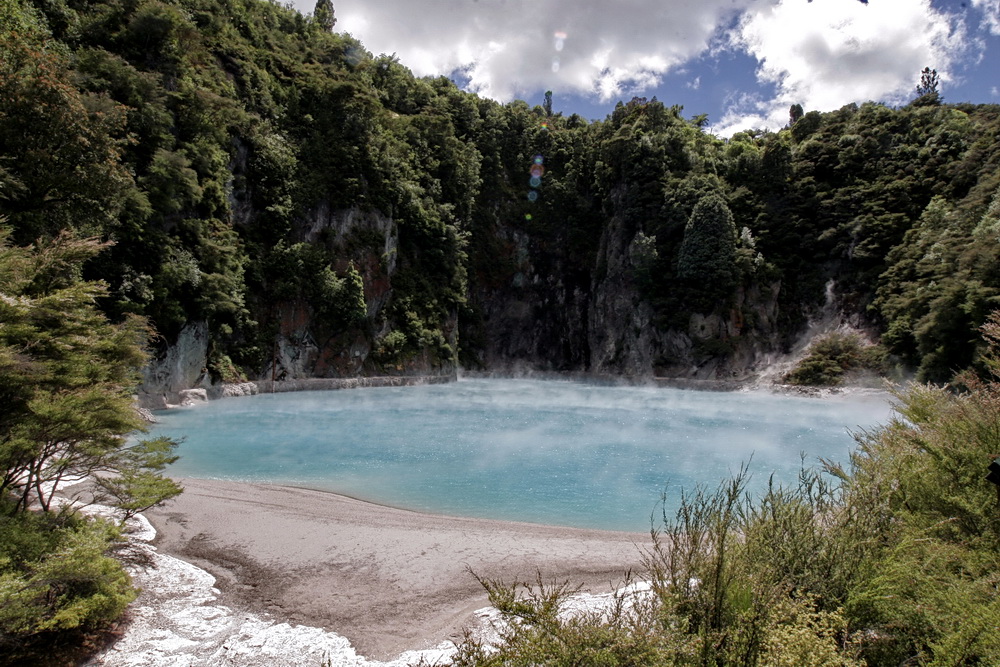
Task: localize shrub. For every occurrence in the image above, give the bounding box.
[784,333,886,386]
[451,314,1000,665]
[0,512,135,660]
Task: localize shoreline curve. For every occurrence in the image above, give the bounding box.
[143,478,649,660]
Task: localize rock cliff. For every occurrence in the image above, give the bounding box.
[466,205,787,381]
[139,198,797,402]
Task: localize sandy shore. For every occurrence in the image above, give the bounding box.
[143,478,649,661]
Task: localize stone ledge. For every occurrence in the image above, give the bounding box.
[243,375,455,395]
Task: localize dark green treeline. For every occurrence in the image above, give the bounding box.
[3,0,999,383]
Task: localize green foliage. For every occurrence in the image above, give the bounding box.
[0,0,47,36]
[838,375,1000,664]
[757,596,861,667]
[2,0,1000,380]
[0,229,180,659]
[784,333,886,386]
[677,194,739,311]
[452,319,1000,665]
[913,67,942,106]
[372,329,407,367]
[788,104,804,126]
[5,0,1000,660]
[0,17,133,242]
[0,231,149,513]
[628,230,659,293]
[0,512,135,652]
[93,436,183,520]
[451,574,678,666]
[312,0,335,32]
[874,192,1000,382]
[258,242,365,331]
[314,261,366,329]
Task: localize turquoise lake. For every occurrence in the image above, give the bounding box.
[150,378,894,532]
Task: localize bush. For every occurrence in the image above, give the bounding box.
[0,512,135,661]
[784,333,886,386]
[450,314,1000,665]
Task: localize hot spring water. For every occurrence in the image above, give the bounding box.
[150,378,892,532]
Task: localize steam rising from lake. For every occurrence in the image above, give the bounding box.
[152,379,892,532]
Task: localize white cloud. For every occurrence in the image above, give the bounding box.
[302,0,754,102]
[972,0,1000,34]
[290,0,976,137]
[713,0,968,135]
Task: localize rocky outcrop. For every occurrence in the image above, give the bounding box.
[468,207,786,381]
[587,217,672,376]
[470,225,591,371]
[138,322,210,409]
[135,196,803,403]
[136,198,464,406]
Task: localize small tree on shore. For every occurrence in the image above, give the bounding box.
[0,229,181,515]
[0,228,182,656]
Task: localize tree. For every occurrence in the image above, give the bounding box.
[0,229,181,515]
[789,103,804,126]
[543,90,553,117]
[913,66,941,105]
[0,229,181,657]
[676,194,739,310]
[313,0,336,31]
[0,21,134,243]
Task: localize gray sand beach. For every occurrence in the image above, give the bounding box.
[144,478,649,660]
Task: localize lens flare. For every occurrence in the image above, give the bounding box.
[527,191,538,202]
[533,155,544,165]
[530,176,542,188]
[554,31,567,52]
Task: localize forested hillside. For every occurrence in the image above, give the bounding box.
[3,0,999,392]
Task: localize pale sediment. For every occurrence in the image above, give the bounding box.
[140,374,456,410]
[247,374,455,395]
[139,478,648,662]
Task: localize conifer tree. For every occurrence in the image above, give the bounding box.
[677,194,739,311]
[0,229,181,656]
[314,0,336,31]
[0,230,181,515]
[913,66,941,105]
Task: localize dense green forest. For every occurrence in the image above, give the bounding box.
[3,0,999,387]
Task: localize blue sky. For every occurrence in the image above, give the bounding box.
[293,0,999,135]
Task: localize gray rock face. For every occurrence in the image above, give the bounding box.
[138,322,210,409]
[587,219,669,376]
[137,205,793,403]
[177,388,209,406]
[135,205,454,402]
[469,211,785,381]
